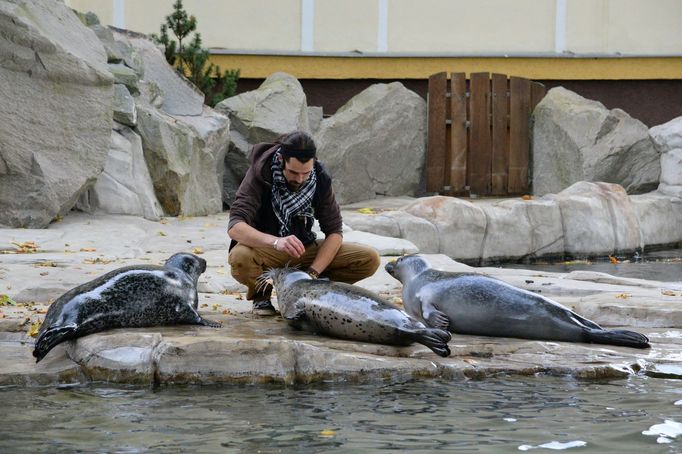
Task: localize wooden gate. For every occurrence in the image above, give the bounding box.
[426,72,545,196]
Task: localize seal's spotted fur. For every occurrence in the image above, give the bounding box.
[33,253,219,362]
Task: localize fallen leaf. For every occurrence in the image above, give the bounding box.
[200,303,208,308]
[192,247,204,255]
[158,231,167,236]
[319,429,336,437]
[159,218,169,224]
[521,195,533,200]
[661,290,679,297]
[40,272,49,276]
[27,320,42,337]
[35,261,57,268]
[0,295,17,306]
[84,257,113,265]
[615,293,631,299]
[212,304,219,311]
[11,241,39,253]
[80,247,97,252]
[222,309,230,315]
[356,207,376,215]
[608,255,620,264]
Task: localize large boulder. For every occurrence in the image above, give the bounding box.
[403,196,486,262]
[479,198,564,262]
[0,0,114,228]
[77,123,164,221]
[136,103,229,216]
[532,87,660,196]
[649,116,682,198]
[631,192,682,247]
[215,72,310,206]
[548,181,642,256]
[125,32,203,116]
[315,82,427,205]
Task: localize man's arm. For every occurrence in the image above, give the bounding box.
[309,232,343,275]
[228,222,306,258]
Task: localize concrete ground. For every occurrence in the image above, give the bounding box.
[1,211,681,386]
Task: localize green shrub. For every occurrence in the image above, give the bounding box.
[152,0,239,106]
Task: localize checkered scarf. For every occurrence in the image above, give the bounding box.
[271,150,317,237]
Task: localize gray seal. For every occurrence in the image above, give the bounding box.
[385,255,650,349]
[264,267,451,357]
[33,252,220,362]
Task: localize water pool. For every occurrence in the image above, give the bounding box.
[2,376,681,452]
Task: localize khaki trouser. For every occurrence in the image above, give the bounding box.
[228,241,381,300]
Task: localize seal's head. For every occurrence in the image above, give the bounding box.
[259,266,311,293]
[385,254,430,283]
[165,253,207,281]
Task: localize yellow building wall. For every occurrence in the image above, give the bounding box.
[389,0,556,53]
[315,0,378,52]
[64,0,682,80]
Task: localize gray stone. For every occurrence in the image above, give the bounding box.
[383,210,440,254]
[315,82,427,204]
[128,34,203,115]
[216,72,310,205]
[550,181,642,256]
[532,87,660,195]
[90,24,123,62]
[78,124,163,221]
[110,29,145,78]
[631,192,682,247]
[650,116,682,153]
[112,84,136,126]
[341,210,402,238]
[403,196,487,261]
[308,105,323,133]
[136,103,226,216]
[108,62,139,94]
[658,148,682,197]
[0,0,113,228]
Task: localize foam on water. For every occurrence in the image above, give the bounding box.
[518,440,587,450]
[642,419,682,444]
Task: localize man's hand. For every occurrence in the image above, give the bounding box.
[274,235,305,258]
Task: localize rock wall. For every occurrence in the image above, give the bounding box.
[532,87,660,196]
[0,0,114,228]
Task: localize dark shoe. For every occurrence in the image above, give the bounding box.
[252,299,277,316]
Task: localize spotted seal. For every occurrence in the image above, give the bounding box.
[263,267,451,357]
[385,255,650,349]
[33,252,220,362]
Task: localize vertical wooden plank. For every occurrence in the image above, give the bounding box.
[491,73,509,195]
[530,81,546,112]
[449,72,467,194]
[426,72,447,193]
[509,76,531,194]
[468,72,492,195]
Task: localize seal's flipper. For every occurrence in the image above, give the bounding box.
[583,327,650,349]
[196,316,222,328]
[423,308,450,330]
[280,300,306,321]
[412,328,451,357]
[33,324,78,363]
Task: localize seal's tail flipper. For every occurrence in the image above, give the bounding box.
[584,327,650,349]
[413,328,452,357]
[33,325,77,363]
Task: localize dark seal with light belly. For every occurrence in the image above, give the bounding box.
[33,252,220,362]
[263,268,451,357]
[385,255,650,349]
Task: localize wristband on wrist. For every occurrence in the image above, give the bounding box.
[307,267,319,279]
[272,238,279,249]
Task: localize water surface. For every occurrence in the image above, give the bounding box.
[2,376,681,452]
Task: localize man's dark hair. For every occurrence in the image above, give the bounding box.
[276,131,316,163]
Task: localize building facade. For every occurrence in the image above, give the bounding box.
[66,0,682,125]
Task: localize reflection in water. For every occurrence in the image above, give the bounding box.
[501,248,682,283]
[1,376,681,452]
